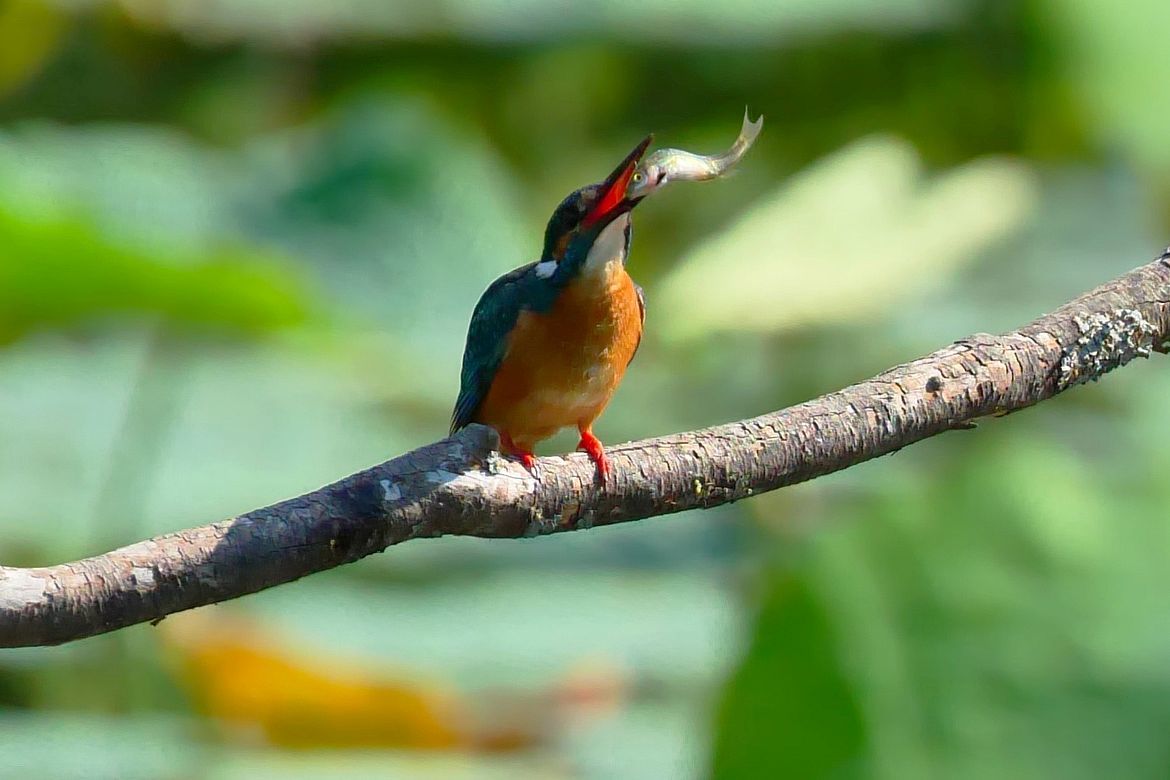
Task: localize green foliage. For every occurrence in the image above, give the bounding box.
[54,0,954,46]
[1040,0,1170,172]
[712,386,1170,780]
[658,137,1037,338]
[713,575,867,779]
[0,207,308,340]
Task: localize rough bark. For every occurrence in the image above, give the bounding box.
[3,250,1169,648]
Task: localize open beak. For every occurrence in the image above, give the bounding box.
[581,134,653,229]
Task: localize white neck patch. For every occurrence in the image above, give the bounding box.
[533,213,630,282]
[583,214,630,275]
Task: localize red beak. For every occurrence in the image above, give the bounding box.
[582,134,653,229]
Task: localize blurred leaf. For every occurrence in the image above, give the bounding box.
[1040,0,1170,172]
[0,0,66,97]
[0,123,315,339]
[656,137,1037,338]
[0,207,310,339]
[712,574,867,779]
[883,167,1159,353]
[212,569,743,777]
[167,616,471,750]
[166,612,645,754]
[782,421,1170,780]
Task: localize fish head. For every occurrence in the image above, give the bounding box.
[625,150,673,201]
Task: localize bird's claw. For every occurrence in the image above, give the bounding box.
[517,451,543,481]
[576,431,610,483]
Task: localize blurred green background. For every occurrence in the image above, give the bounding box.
[2,1,1169,778]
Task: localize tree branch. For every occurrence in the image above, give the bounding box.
[4,251,1170,647]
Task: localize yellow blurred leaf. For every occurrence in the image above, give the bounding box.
[163,615,602,753]
[167,617,469,750]
[656,136,1037,339]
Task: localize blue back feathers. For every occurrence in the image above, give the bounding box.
[449,263,558,434]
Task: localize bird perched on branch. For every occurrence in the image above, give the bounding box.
[450,136,654,480]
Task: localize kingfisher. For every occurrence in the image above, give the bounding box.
[450,135,654,479]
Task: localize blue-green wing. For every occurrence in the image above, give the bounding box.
[450,263,536,434]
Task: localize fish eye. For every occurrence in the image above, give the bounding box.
[631,171,645,185]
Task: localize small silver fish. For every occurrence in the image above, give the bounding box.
[627,109,763,200]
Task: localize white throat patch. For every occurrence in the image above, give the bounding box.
[583,214,630,275]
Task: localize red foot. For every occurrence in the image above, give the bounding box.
[577,430,610,480]
[500,431,539,476]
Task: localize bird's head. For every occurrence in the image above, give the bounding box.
[538,135,653,275]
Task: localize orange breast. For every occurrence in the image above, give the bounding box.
[475,265,643,449]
